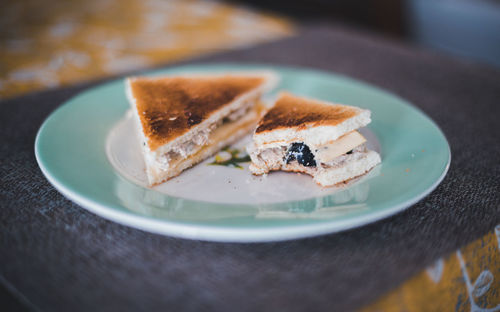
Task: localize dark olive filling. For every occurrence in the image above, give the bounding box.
[285,143,356,167]
[285,142,317,167]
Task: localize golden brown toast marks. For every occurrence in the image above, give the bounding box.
[255,92,360,133]
[130,76,264,151]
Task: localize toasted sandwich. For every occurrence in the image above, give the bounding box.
[247,92,381,186]
[126,72,277,186]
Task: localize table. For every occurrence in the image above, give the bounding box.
[0,0,292,100]
[1,24,499,311]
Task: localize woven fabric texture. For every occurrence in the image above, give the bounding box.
[1,25,499,311]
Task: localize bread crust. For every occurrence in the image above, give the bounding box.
[255,92,364,134]
[148,107,262,185]
[129,74,270,151]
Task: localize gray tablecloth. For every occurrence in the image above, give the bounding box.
[1,24,499,312]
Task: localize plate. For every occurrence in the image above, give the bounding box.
[35,64,450,242]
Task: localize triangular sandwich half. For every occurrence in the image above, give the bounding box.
[247,92,381,186]
[126,72,277,185]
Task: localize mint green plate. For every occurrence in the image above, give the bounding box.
[35,64,450,242]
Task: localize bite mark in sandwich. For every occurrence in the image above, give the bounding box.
[126,72,277,186]
[247,92,381,186]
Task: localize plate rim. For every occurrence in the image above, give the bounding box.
[34,62,451,242]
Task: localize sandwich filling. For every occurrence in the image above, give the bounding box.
[248,131,370,176]
[143,98,265,173]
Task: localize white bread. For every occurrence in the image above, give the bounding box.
[248,92,380,187]
[253,92,371,148]
[126,71,278,185]
[312,150,381,186]
[127,71,277,152]
[147,108,261,184]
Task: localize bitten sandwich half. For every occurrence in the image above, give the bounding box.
[126,72,277,186]
[247,92,381,186]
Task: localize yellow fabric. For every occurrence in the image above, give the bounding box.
[362,227,500,311]
[0,0,292,99]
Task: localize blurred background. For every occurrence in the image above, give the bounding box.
[237,0,500,66]
[1,0,499,100]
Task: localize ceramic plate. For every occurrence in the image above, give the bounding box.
[35,64,450,242]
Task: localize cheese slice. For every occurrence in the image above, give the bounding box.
[314,131,366,163]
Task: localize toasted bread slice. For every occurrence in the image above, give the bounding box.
[126,71,278,185]
[247,92,380,187]
[254,92,371,148]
